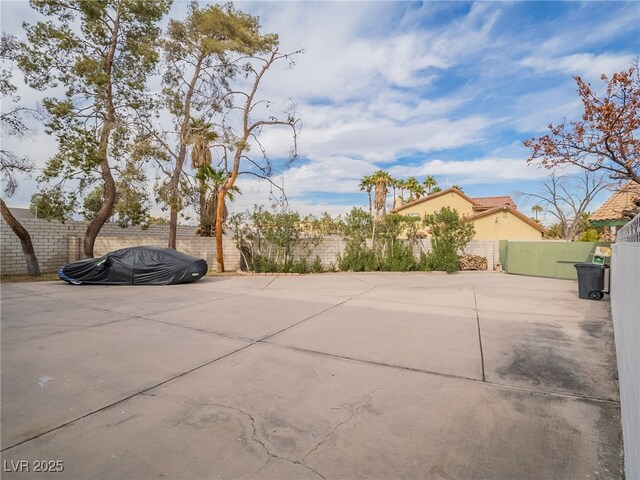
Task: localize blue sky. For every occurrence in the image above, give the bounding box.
[2,1,639,221]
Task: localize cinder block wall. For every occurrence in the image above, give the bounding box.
[2,218,499,274]
[258,236,499,271]
[290,236,347,269]
[414,239,500,270]
[1,218,240,274]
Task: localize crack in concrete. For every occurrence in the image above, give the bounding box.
[302,396,372,465]
[184,400,326,480]
[2,287,370,454]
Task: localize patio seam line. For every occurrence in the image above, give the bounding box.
[473,285,486,382]
[473,307,610,321]
[0,341,256,453]
[0,290,371,453]
[135,316,257,343]
[261,276,278,290]
[257,286,378,342]
[349,296,476,313]
[141,292,250,317]
[349,275,375,285]
[0,317,136,347]
[260,341,620,405]
[12,288,251,318]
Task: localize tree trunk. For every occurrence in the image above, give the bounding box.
[168,207,178,249]
[0,198,41,276]
[216,187,227,273]
[83,9,120,258]
[198,177,207,232]
[215,188,226,272]
[84,157,116,257]
[168,58,203,249]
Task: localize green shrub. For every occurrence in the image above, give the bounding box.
[380,242,418,271]
[418,251,429,271]
[425,244,460,273]
[290,258,309,274]
[423,207,475,273]
[579,228,600,242]
[338,240,378,271]
[311,255,323,273]
[250,254,280,273]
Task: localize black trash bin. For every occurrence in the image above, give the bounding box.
[574,263,609,300]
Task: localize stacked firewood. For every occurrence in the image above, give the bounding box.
[458,254,488,271]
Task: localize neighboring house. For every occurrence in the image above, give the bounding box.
[590,181,640,238]
[391,187,546,240]
[8,207,33,219]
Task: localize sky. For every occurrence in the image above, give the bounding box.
[1,0,639,222]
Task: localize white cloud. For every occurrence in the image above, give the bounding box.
[389,157,553,184]
[537,10,639,58]
[522,52,636,81]
[3,1,636,219]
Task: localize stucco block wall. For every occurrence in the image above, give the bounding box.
[472,210,544,240]
[414,239,500,270]
[290,236,346,269]
[611,224,640,479]
[2,217,500,275]
[1,218,240,274]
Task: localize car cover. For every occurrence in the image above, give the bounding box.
[58,246,208,285]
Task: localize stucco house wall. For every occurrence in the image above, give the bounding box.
[472,210,544,240]
[393,188,545,241]
[396,191,475,217]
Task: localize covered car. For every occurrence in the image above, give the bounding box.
[58,246,208,285]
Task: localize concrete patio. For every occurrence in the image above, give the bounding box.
[0,272,623,479]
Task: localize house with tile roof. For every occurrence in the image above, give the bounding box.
[590,182,640,237]
[391,187,546,240]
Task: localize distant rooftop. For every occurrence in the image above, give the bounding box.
[471,196,516,211]
[8,207,33,219]
[392,188,518,213]
[591,182,640,224]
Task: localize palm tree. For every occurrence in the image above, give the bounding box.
[197,166,241,236]
[188,117,217,229]
[544,222,564,239]
[390,177,399,209]
[397,178,407,204]
[451,185,463,191]
[371,170,391,216]
[531,204,543,220]
[359,175,374,217]
[423,175,438,195]
[405,176,425,202]
[431,186,442,194]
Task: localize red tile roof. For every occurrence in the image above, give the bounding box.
[471,196,516,210]
[590,182,640,222]
[391,187,475,213]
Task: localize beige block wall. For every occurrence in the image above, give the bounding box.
[472,210,543,240]
[1,218,240,275]
[414,239,500,270]
[397,191,475,217]
[92,236,239,273]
